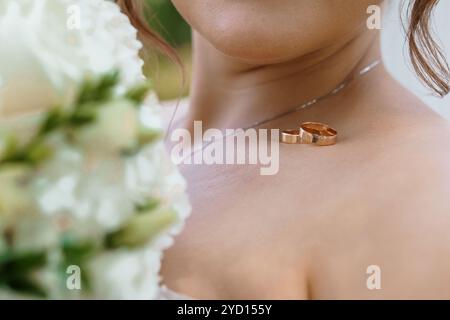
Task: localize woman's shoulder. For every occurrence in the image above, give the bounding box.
[306,110,450,298]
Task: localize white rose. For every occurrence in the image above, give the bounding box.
[0,0,144,117]
[76,99,139,156]
[88,248,162,300]
[0,0,192,300]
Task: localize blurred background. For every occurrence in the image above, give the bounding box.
[145,0,450,120]
[144,0,192,101]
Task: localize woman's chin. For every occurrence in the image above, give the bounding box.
[197,29,308,65]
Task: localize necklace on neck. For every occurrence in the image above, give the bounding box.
[246,59,381,130]
[276,59,381,146]
[169,59,382,154]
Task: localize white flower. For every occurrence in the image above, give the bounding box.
[12,217,59,253]
[88,248,162,300]
[34,145,136,233]
[0,0,144,117]
[0,0,192,300]
[77,99,139,156]
[0,165,31,224]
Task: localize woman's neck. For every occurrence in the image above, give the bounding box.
[185,27,383,131]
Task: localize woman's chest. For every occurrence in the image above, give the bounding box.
[160,162,344,299]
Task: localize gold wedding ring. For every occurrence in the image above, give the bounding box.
[280,129,302,144]
[280,122,337,146]
[300,122,337,146]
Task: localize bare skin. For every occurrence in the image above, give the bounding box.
[161,0,450,299]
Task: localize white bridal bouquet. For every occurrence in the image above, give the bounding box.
[0,0,190,299]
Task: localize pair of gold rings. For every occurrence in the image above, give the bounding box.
[280,122,337,146]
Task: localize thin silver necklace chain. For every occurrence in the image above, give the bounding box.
[242,59,382,131]
[172,59,382,158]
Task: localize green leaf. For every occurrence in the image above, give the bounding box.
[2,276,47,299]
[76,71,120,106]
[0,250,48,298]
[125,81,153,104]
[0,135,19,162]
[135,198,160,213]
[105,207,178,249]
[38,108,65,135]
[69,107,97,127]
[26,143,54,165]
[0,251,47,276]
[61,236,97,266]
